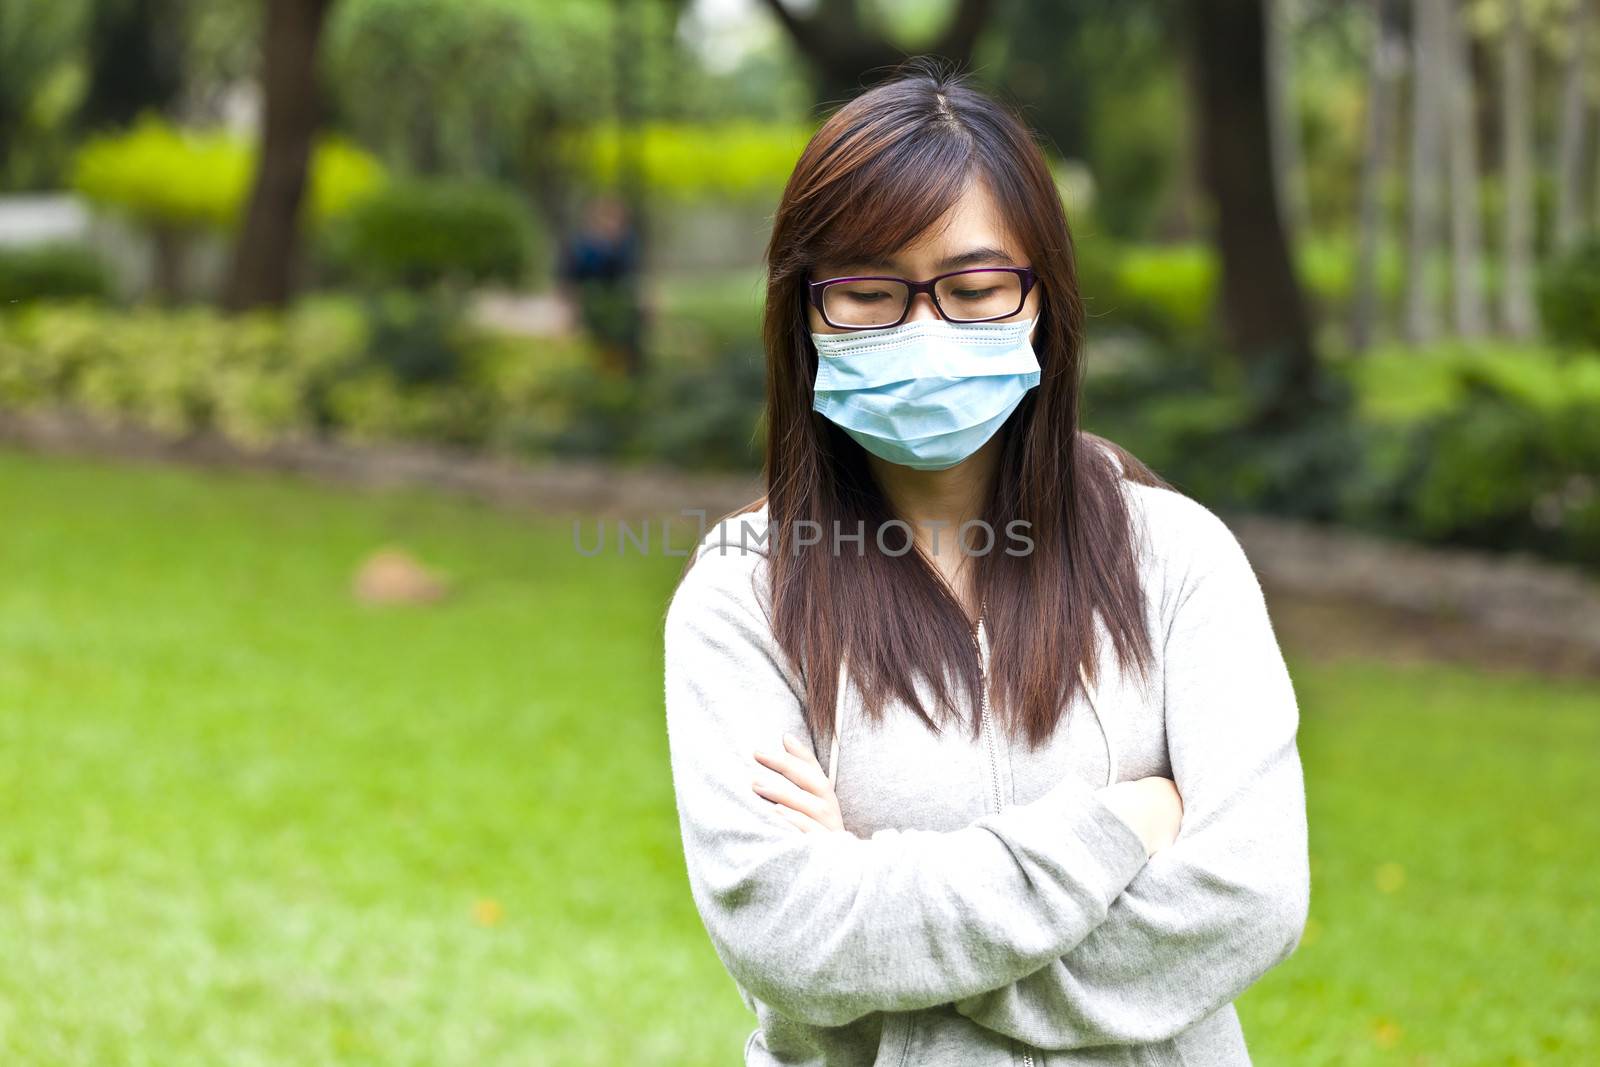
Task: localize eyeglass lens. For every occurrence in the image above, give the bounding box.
[822,270,1024,327]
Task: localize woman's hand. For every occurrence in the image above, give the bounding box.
[752,733,848,833]
[1096,776,1184,857]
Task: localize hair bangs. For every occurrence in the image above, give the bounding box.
[811,131,977,274]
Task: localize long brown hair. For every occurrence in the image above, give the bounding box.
[698,58,1173,750]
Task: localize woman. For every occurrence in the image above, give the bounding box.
[663,59,1309,1066]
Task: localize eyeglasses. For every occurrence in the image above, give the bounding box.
[808,266,1038,330]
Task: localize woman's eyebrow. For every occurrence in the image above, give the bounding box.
[933,246,1018,271]
[833,246,1019,275]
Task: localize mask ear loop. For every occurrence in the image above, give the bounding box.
[1077,660,1119,787]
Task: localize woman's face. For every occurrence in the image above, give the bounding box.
[806,177,1041,338]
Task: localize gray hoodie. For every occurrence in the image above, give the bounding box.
[661,466,1310,1066]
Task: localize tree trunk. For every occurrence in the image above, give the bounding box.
[1553,0,1591,254]
[1352,0,1405,352]
[610,0,648,378]
[759,0,998,110]
[1593,103,1600,229]
[1185,0,1319,427]
[1445,0,1485,336]
[222,0,333,312]
[151,225,189,305]
[1266,0,1308,242]
[1500,0,1539,338]
[1405,0,1446,343]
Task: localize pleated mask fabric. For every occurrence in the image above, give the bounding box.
[810,315,1041,471]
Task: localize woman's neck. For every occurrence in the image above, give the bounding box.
[868,432,1003,617]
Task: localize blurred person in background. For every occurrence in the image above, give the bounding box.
[556,192,646,377]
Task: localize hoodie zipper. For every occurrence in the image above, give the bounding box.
[974,619,1035,1067]
[973,619,1004,813]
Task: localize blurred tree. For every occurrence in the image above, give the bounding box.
[604,0,675,378]
[1183,0,1320,427]
[0,0,88,189]
[79,0,186,131]
[1500,0,1538,338]
[1267,0,1309,242]
[323,0,546,178]
[758,0,1000,107]
[323,0,613,273]
[1406,0,1446,343]
[989,0,1192,240]
[1443,0,1485,338]
[1552,0,1591,254]
[224,0,335,310]
[1351,0,1405,351]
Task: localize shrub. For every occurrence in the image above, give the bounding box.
[1085,335,1600,570]
[1406,375,1600,566]
[71,115,385,233]
[0,244,113,305]
[1108,243,1217,340]
[559,121,812,205]
[504,343,765,471]
[0,300,366,445]
[1537,235,1600,348]
[320,179,536,290]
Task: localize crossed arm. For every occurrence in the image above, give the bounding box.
[662,503,1309,1040]
[663,546,1152,1029]
[949,509,1311,1047]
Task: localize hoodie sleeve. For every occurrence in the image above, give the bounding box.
[952,497,1311,1048]
[663,537,1153,1030]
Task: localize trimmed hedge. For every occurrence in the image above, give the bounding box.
[319,179,537,290]
[0,243,113,305]
[2,301,1593,569]
[1085,338,1600,573]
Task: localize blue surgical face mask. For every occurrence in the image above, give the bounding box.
[810,314,1041,471]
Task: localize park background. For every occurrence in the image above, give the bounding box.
[0,0,1597,1064]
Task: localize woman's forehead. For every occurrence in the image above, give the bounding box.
[822,184,1021,274]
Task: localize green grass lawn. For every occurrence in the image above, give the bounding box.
[0,449,1594,1066]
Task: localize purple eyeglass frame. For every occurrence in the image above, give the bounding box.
[807,266,1039,330]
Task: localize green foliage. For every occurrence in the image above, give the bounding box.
[1538,235,1600,348]
[1344,341,1600,424]
[0,242,111,304]
[0,0,89,190]
[1371,352,1600,564]
[0,298,366,445]
[649,266,766,359]
[358,289,467,385]
[559,121,812,204]
[320,179,536,290]
[515,345,766,471]
[324,0,546,176]
[1083,237,1429,344]
[1401,385,1597,558]
[1088,336,1600,573]
[70,115,385,232]
[1104,242,1218,340]
[7,298,1597,567]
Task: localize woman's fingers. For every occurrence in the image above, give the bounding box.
[752,734,847,834]
[753,737,830,798]
[752,766,830,824]
[781,732,821,768]
[771,801,828,833]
